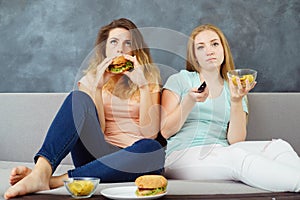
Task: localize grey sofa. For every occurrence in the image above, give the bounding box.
[1,92,300,198]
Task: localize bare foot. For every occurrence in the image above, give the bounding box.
[7,165,67,191]
[50,174,68,189]
[9,166,32,185]
[4,157,52,199]
[4,169,50,199]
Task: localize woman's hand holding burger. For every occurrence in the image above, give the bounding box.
[95,54,148,89]
[108,54,148,88]
[95,54,134,89]
[95,56,115,89]
[122,55,148,88]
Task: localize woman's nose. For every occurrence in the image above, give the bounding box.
[116,44,124,54]
[205,47,214,56]
[206,51,214,56]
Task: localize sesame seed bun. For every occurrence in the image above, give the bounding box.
[135,175,167,189]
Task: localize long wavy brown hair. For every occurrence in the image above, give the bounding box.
[85,18,161,100]
[186,24,235,80]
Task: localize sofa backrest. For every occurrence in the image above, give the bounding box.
[0,93,71,164]
[247,93,300,154]
[0,93,299,164]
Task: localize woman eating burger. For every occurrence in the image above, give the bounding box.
[4,18,165,199]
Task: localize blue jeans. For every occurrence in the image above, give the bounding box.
[35,91,165,182]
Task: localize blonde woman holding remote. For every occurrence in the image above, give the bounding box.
[161,23,300,192]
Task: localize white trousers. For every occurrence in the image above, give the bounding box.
[165,139,300,192]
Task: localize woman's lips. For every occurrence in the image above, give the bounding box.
[206,58,216,62]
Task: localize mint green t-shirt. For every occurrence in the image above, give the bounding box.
[163,70,248,156]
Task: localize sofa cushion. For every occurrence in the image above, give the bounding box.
[0,161,268,197]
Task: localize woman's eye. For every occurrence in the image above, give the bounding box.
[125,41,132,47]
[110,40,117,45]
[196,46,204,50]
[212,42,219,47]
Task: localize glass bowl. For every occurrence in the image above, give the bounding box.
[64,177,100,199]
[227,68,257,87]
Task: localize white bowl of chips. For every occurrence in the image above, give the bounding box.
[227,68,257,87]
[64,177,100,199]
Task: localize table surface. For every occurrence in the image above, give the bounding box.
[8,192,300,200]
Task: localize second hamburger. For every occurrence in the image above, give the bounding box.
[135,175,167,196]
[106,56,134,74]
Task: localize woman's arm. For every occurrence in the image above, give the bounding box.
[227,79,256,144]
[227,100,247,144]
[77,57,115,133]
[78,83,106,133]
[138,85,160,138]
[160,89,207,139]
[122,55,162,138]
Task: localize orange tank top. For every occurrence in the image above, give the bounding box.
[78,75,145,148]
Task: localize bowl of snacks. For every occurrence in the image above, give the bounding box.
[227,68,257,87]
[64,177,100,199]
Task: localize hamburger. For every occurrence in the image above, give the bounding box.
[135,175,168,196]
[106,55,134,74]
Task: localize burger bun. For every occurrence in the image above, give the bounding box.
[135,175,167,189]
[106,56,134,74]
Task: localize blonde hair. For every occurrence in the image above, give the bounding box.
[186,24,235,80]
[85,18,161,100]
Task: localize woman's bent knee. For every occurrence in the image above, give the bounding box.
[134,138,163,152]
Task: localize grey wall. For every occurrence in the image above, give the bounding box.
[0,0,299,92]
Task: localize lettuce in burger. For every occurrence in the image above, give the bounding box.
[106,55,134,74]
